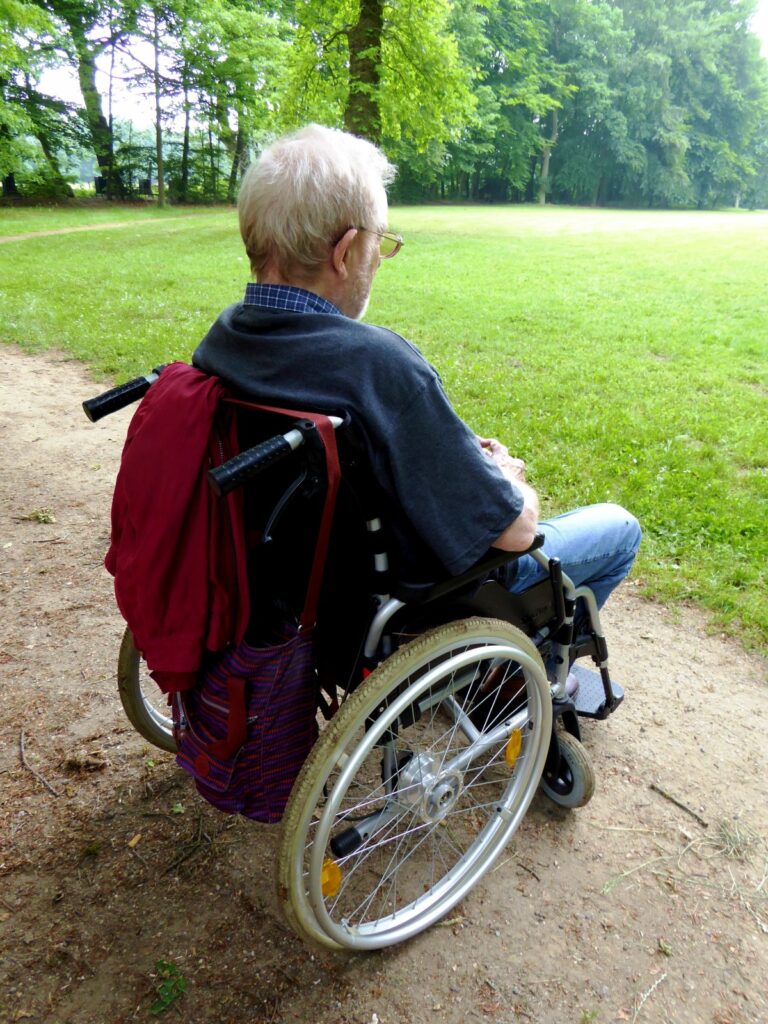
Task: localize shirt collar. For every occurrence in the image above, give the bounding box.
[243,282,342,316]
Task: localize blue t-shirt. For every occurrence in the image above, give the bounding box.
[192,293,522,578]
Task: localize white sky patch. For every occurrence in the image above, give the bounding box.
[39,41,181,131]
[753,0,768,55]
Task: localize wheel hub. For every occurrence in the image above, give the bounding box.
[397,753,464,823]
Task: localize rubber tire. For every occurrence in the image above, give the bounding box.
[539,730,595,809]
[117,627,177,753]
[276,617,551,952]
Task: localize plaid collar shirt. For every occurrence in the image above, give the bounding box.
[243,282,342,316]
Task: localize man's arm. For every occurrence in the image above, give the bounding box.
[478,437,540,552]
[492,478,539,551]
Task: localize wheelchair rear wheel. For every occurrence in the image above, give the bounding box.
[277,617,551,951]
[117,627,177,753]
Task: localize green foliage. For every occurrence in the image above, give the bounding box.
[431,0,571,202]
[0,0,51,77]
[149,959,187,1015]
[0,0,62,180]
[579,1012,599,1024]
[10,156,74,195]
[683,0,768,208]
[169,0,289,151]
[284,0,475,150]
[2,0,766,206]
[399,0,768,208]
[2,0,291,199]
[743,116,768,208]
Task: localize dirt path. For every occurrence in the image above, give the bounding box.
[1,345,766,1024]
[0,215,203,245]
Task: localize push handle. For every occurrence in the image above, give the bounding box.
[208,415,343,497]
[208,428,305,497]
[82,366,166,422]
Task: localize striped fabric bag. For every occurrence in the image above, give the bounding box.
[172,411,341,823]
[173,628,318,822]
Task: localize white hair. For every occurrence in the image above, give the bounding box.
[238,124,397,279]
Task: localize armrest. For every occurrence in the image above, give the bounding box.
[391,532,544,606]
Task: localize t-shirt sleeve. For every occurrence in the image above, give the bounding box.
[379,377,524,574]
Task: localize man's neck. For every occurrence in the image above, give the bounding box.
[258,267,342,310]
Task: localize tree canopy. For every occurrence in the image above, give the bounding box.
[2,0,767,207]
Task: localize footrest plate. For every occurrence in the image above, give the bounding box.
[570,665,624,719]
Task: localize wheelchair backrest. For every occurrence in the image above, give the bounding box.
[225,400,390,687]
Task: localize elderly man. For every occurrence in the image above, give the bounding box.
[192,124,641,682]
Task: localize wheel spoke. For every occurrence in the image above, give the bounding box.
[277,619,552,950]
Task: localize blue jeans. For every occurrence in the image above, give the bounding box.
[507,503,642,612]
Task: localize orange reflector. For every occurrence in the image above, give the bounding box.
[321,858,342,898]
[505,728,523,768]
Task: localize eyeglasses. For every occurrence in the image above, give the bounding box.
[357,227,404,259]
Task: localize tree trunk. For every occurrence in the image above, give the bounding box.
[2,173,20,197]
[152,11,165,206]
[65,18,121,197]
[227,119,245,203]
[107,15,116,190]
[537,108,558,205]
[35,133,74,196]
[344,0,385,143]
[180,86,190,202]
[208,125,217,198]
[18,73,74,197]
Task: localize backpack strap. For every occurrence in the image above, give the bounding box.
[297,413,341,630]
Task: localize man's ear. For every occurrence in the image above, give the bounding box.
[331,228,358,278]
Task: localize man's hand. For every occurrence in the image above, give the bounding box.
[476,436,539,552]
[478,436,527,482]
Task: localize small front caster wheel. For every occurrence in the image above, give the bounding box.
[540,731,595,808]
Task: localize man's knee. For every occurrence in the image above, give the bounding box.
[591,503,642,556]
[575,504,641,589]
[552,499,643,557]
[597,506,641,594]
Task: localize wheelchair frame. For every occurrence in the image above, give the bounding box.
[88,373,623,952]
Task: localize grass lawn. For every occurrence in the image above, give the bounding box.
[2,204,766,649]
[0,202,223,234]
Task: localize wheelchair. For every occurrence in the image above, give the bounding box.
[85,370,624,952]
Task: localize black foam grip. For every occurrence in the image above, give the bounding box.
[82,365,165,422]
[208,435,294,496]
